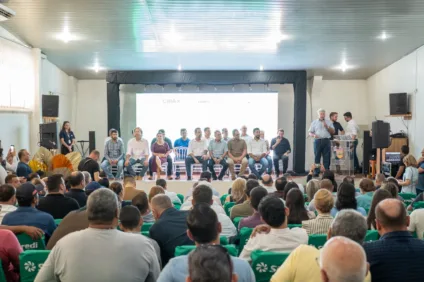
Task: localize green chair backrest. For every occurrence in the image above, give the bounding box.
[399,193,417,205]
[365,230,379,242]
[19,250,50,282]
[16,234,46,251]
[365,208,370,215]
[54,219,62,225]
[224,202,236,217]
[288,224,302,229]
[238,227,254,254]
[251,250,290,282]
[220,236,229,245]
[173,202,181,210]
[141,222,154,232]
[174,244,238,257]
[0,260,7,282]
[413,201,424,210]
[308,234,327,249]
[177,193,184,203]
[233,216,244,229]
[220,194,229,205]
[141,231,150,237]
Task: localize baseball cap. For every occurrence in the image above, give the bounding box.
[85,181,102,193]
[16,183,38,201]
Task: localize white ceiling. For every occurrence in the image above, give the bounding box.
[2,0,424,79]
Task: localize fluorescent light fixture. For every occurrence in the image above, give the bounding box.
[177,64,182,71]
[91,59,104,73]
[56,26,74,43]
[259,65,264,71]
[164,25,183,45]
[377,31,390,41]
[334,60,354,72]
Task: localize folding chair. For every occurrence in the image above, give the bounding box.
[174,147,188,175]
[413,201,424,210]
[224,202,236,217]
[238,227,254,254]
[220,194,229,205]
[16,234,46,251]
[19,250,50,282]
[175,244,238,257]
[0,260,6,282]
[54,219,62,226]
[177,193,184,203]
[365,230,379,242]
[308,234,327,249]
[141,222,155,232]
[233,216,245,229]
[399,193,417,206]
[251,250,290,282]
[288,224,302,229]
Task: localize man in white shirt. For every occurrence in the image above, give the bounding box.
[156,178,181,204]
[408,208,424,239]
[239,195,308,262]
[0,184,17,223]
[125,127,150,179]
[185,128,209,181]
[240,125,253,143]
[247,128,269,179]
[260,130,273,175]
[343,112,360,172]
[202,127,212,147]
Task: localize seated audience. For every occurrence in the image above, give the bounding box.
[247,173,258,180]
[375,173,385,189]
[331,183,366,217]
[319,237,368,282]
[261,174,276,193]
[149,186,165,202]
[4,147,18,173]
[225,178,247,204]
[247,128,269,179]
[16,149,32,179]
[157,203,254,282]
[149,194,193,265]
[239,186,268,230]
[85,181,102,196]
[239,195,308,262]
[367,189,392,230]
[185,128,209,181]
[0,229,22,282]
[181,181,223,213]
[273,176,288,199]
[0,184,17,223]
[65,171,87,207]
[37,174,80,219]
[185,171,220,198]
[364,198,424,282]
[3,183,56,237]
[98,177,109,188]
[398,154,419,194]
[308,180,337,213]
[227,129,248,181]
[271,209,369,282]
[101,129,125,179]
[230,179,259,219]
[32,178,47,196]
[305,179,320,202]
[132,191,155,222]
[386,177,401,192]
[156,179,181,204]
[408,206,424,239]
[302,189,334,235]
[356,178,376,210]
[109,182,124,203]
[81,171,92,185]
[122,176,142,201]
[286,188,315,224]
[382,182,404,203]
[78,150,101,181]
[321,170,337,192]
[35,189,160,282]
[282,182,299,201]
[28,172,40,182]
[5,174,21,189]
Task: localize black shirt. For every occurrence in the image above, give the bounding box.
[332,122,344,136]
[78,158,100,181]
[37,194,80,219]
[65,189,87,207]
[270,137,291,156]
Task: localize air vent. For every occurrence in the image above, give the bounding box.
[0,4,16,22]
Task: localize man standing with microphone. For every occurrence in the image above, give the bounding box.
[308,109,335,176]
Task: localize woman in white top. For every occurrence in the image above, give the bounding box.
[398,154,419,194]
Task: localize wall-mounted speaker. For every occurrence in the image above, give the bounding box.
[42,95,59,117]
[39,122,58,149]
[89,131,96,153]
[389,93,408,115]
[372,120,390,149]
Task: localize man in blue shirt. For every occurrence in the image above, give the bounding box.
[308,108,335,176]
[157,203,255,282]
[173,128,190,180]
[16,149,33,180]
[364,198,424,282]
[2,183,56,237]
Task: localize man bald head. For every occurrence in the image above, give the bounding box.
[261,174,273,187]
[151,194,172,220]
[320,236,368,282]
[375,198,409,234]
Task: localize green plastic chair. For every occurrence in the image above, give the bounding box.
[16,234,46,251]
[174,244,238,257]
[365,230,379,242]
[141,222,154,232]
[177,193,184,203]
[19,250,50,282]
[54,219,62,225]
[220,236,229,245]
[238,227,254,254]
[173,202,181,210]
[365,208,370,215]
[288,224,302,229]
[399,193,417,205]
[251,250,290,282]
[413,201,424,210]
[224,202,236,217]
[141,231,150,237]
[220,194,229,205]
[308,234,327,249]
[233,216,244,229]
[0,260,7,282]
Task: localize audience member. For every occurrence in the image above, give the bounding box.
[65,171,87,207]
[261,174,276,193]
[149,194,193,265]
[230,179,259,219]
[158,203,254,282]
[98,177,109,188]
[5,174,20,189]
[408,206,424,239]
[239,186,268,230]
[0,184,17,223]
[398,154,419,194]
[156,178,181,204]
[0,155,7,185]
[331,182,366,217]
[305,179,320,202]
[81,171,92,185]
[0,229,22,282]
[247,128,269,179]
[386,177,401,193]
[364,198,424,282]
[149,186,165,202]
[101,129,125,179]
[382,182,403,202]
[85,181,102,196]
[342,175,355,188]
[225,178,247,204]
[122,176,142,201]
[367,189,392,230]
[273,177,288,199]
[185,128,209,181]
[418,148,424,194]
[181,180,223,213]
[302,189,334,235]
[37,174,80,219]
[375,173,385,189]
[239,196,308,262]
[356,178,376,210]
[31,178,47,195]
[132,191,155,222]
[16,149,32,179]
[320,179,334,192]
[109,182,124,203]
[395,145,409,179]
[3,183,56,237]
[322,170,338,191]
[247,173,258,180]
[227,129,248,180]
[78,150,101,181]
[282,181,299,201]
[28,172,40,182]
[286,188,315,224]
[36,188,160,282]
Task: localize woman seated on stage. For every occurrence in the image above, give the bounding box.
[59,121,76,154]
[149,132,173,180]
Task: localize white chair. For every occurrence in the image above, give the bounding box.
[174,147,188,174]
[191,163,204,175]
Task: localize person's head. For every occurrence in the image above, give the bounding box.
[343,111,353,122]
[329,112,338,122]
[367,189,392,229]
[375,198,408,235]
[322,170,335,182]
[46,174,66,193]
[214,130,222,141]
[81,171,92,185]
[187,245,236,282]
[317,108,326,120]
[245,179,260,198]
[342,176,355,186]
[110,129,118,140]
[403,154,417,167]
[151,194,173,220]
[247,173,258,180]
[192,185,213,206]
[329,209,368,244]
[359,178,375,193]
[253,127,260,138]
[282,181,299,200]
[250,186,268,211]
[62,121,71,131]
[119,205,142,232]
[231,178,247,203]
[180,128,187,138]
[89,150,100,161]
[28,173,40,182]
[259,195,288,228]
[110,182,124,202]
[0,184,16,205]
[187,203,221,244]
[15,183,39,207]
[241,125,247,135]
[133,127,143,139]
[260,130,265,139]
[155,178,167,190]
[204,127,211,137]
[132,191,150,215]
[194,127,202,139]
[275,177,288,192]
[261,174,273,187]
[375,173,385,186]
[232,129,240,139]
[148,186,165,202]
[312,187,334,215]
[123,175,136,187]
[85,181,102,196]
[320,179,334,192]
[306,179,320,201]
[222,128,228,138]
[277,129,285,138]
[18,149,30,162]
[200,171,212,182]
[285,188,308,223]
[385,177,400,194]
[319,237,367,282]
[381,182,399,198]
[336,182,357,211]
[283,173,293,181]
[98,177,109,188]
[156,132,164,142]
[5,174,20,189]
[87,188,119,227]
[69,171,85,188]
[400,145,409,157]
[158,129,166,137]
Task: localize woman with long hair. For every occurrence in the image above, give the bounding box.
[225,178,247,204]
[306,179,320,202]
[367,189,392,230]
[286,188,315,224]
[331,182,366,217]
[59,121,75,154]
[398,154,419,194]
[148,186,165,203]
[282,182,299,201]
[110,182,124,205]
[149,132,173,180]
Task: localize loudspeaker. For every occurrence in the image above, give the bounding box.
[362,130,372,175]
[372,120,390,149]
[89,131,96,153]
[389,93,408,115]
[39,122,58,149]
[42,95,59,117]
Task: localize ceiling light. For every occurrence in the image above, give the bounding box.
[377,31,390,41]
[177,64,182,71]
[57,26,74,43]
[259,65,264,71]
[334,60,353,72]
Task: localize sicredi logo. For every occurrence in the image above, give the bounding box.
[22,242,38,249]
[255,263,279,273]
[24,261,36,272]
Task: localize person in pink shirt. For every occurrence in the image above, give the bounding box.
[0,229,23,282]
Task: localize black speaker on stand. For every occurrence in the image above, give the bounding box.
[89,131,96,153]
[39,122,58,149]
[372,121,390,149]
[362,130,373,175]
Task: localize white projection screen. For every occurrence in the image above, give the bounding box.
[136,93,278,142]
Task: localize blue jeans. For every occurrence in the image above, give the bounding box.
[314,138,331,175]
[185,156,208,178]
[101,159,124,178]
[126,158,148,177]
[248,157,268,178]
[273,155,289,176]
[207,158,228,180]
[175,158,185,178]
[266,155,273,174]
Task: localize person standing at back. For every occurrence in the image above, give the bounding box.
[59,121,76,154]
[395,145,410,180]
[271,129,291,177]
[398,154,419,194]
[240,125,252,144]
[343,112,360,173]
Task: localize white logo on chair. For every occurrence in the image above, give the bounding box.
[256,262,268,273]
[24,261,36,272]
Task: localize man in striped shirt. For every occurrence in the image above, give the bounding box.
[101,129,125,179]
